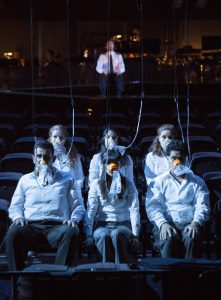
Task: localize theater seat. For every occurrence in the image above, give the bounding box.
[190,152,221,177]
[0,153,33,173]
[0,172,23,201]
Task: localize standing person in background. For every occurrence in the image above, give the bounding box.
[88,128,134,186]
[41,50,62,86]
[144,124,179,185]
[48,124,84,192]
[87,149,140,263]
[96,40,125,97]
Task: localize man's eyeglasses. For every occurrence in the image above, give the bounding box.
[35,154,52,161]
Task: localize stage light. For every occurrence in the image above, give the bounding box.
[3,52,13,59]
[83,49,89,58]
[87,108,93,116]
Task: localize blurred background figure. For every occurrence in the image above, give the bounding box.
[96,40,125,96]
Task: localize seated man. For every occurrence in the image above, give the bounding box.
[145,140,210,259]
[87,149,140,264]
[5,140,85,270]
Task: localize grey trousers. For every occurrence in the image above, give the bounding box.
[153,224,202,259]
[93,221,132,264]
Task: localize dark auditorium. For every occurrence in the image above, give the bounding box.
[1,0,221,299]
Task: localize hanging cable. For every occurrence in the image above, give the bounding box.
[125,0,144,149]
[105,0,111,133]
[65,0,75,156]
[29,0,37,142]
[172,5,185,143]
[184,0,191,160]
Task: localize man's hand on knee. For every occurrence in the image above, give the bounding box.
[184,221,201,238]
[160,222,178,240]
[11,218,28,227]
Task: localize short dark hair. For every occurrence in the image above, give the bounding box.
[165,140,186,157]
[33,139,54,156]
[101,149,122,165]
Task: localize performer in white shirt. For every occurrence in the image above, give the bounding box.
[88,128,134,187]
[96,40,125,97]
[48,124,93,248]
[87,149,140,263]
[5,140,85,270]
[146,140,210,259]
[48,124,84,191]
[144,124,178,185]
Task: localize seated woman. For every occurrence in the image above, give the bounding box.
[144,124,178,185]
[48,124,84,191]
[48,125,93,248]
[88,128,134,187]
[87,149,140,264]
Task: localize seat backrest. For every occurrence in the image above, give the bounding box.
[23,124,50,139]
[138,124,160,139]
[0,172,23,201]
[66,124,91,138]
[12,137,45,153]
[187,136,217,154]
[190,152,221,177]
[67,137,88,155]
[140,136,155,156]
[0,113,24,131]
[140,112,162,125]
[0,124,16,149]
[34,113,58,125]
[0,153,33,173]
[181,123,207,136]
[203,172,221,211]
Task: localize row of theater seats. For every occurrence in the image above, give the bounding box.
[1,109,221,259]
[1,112,221,158]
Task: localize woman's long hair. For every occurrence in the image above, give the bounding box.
[97,128,130,167]
[48,124,78,167]
[98,149,126,199]
[149,124,178,156]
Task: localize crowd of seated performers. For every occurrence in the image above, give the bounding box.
[1,122,218,276]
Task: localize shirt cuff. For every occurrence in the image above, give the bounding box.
[156,218,168,229]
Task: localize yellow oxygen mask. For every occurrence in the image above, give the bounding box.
[108,162,119,173]
[172,159,182,168]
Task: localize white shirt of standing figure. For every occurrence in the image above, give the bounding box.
[96,51,125,75]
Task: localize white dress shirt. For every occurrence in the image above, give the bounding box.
[144,152,170,185]
[87,179,140,237]
[144,152,190,185]
[53,154,84,189]
[88,153,134,187]
[9,169,85,223]
[145,171,210,229]
[96,51,125,74]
